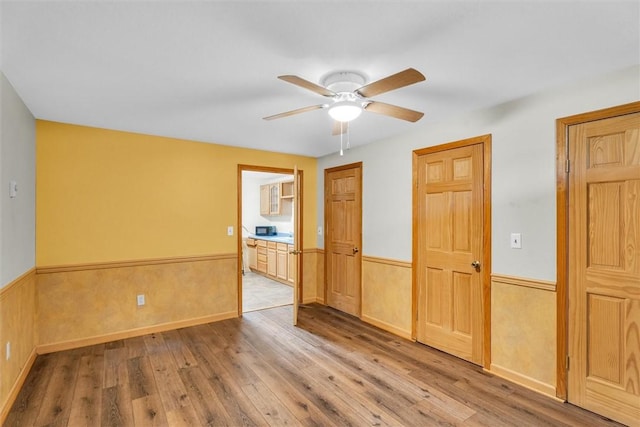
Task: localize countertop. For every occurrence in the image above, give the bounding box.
[247,233,294,245]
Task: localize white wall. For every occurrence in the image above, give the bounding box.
[0,71,36,287]
[317,65,639,281]
[242,172,294,237]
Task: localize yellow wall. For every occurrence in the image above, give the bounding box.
[33,120,318,350]
[36,120,317,266]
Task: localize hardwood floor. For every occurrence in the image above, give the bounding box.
[5,304,622,426]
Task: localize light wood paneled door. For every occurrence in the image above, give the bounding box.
[325,163,362,317]
[567,112,640,426]
[415,142,485,365]
[292,165,301,325]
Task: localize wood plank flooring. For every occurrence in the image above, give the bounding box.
[4,304,623,426]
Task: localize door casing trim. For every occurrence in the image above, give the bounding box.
[412,134,492,369]
[555,101,640,400]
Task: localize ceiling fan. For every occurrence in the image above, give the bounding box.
[263,68,426,135]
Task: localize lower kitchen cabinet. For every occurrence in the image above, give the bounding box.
[246,238,257,270]
[249,238,294,286]
[267,241,277,277]
[256,240,267,274]
[276,243,288,281]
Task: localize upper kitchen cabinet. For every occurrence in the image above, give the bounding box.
[281,180,294,199]
[260,181,293,216]
[260,184,271,215]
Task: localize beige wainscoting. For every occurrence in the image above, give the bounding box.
[361,256,412,340]
[490,274,557,397]
[36,254,238,353]
[304,248,324,304]
[0,268,37,424]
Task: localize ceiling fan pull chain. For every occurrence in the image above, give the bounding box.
[346,121,351,151]
[340,121,344,156]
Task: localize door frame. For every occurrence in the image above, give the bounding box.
[555,101,640,400]
[323,161,363,315]
[412,134,492,369]
[237,164,304,317]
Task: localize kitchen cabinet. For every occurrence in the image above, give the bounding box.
[267,241,277,277]
[259,180,294,216]
[260,183,281,216]
[281,180,294,199]
[287,244,295,284]
[249,237,295,286]
[246,238,257,270]
[256,239,267,273]
[269,185,280,214]
[259,184,271,216]
[276,243,288,281]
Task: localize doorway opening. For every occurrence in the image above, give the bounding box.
[239,166,298,314]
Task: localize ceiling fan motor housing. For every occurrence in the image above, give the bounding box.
[321,71,367,95]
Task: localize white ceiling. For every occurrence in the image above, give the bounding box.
[1,1,638,158]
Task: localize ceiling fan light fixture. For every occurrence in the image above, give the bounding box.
[328,100,362,122]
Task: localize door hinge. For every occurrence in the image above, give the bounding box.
[566,355,570,370]
[565,159,571,173]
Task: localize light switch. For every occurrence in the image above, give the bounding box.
[9,180,17,198]
[510,233,522,249]
[227,226,234,236]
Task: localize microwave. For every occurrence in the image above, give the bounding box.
[255,225,277,236]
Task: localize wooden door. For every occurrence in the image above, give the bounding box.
[567,112,640,426]
[416,143,484,365]
[325,163,362,317]
[292,165,301,325]
[287,245,295,284]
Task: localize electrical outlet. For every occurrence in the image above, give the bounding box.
[137,294,145,306]
[6,342,10,360]
[317,226,323,236]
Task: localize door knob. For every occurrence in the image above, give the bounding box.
[471,260,481,270]
[353,247,359,254]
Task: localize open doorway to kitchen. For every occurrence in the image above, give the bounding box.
[239,167,296,313]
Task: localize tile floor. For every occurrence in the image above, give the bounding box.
[242,271,293,313]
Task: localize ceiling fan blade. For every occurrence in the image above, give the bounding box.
[331,121,347,136]
[365,101,424,122]
[263,104,326,121]
[278,75,336,97]
[356,68,426,98]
